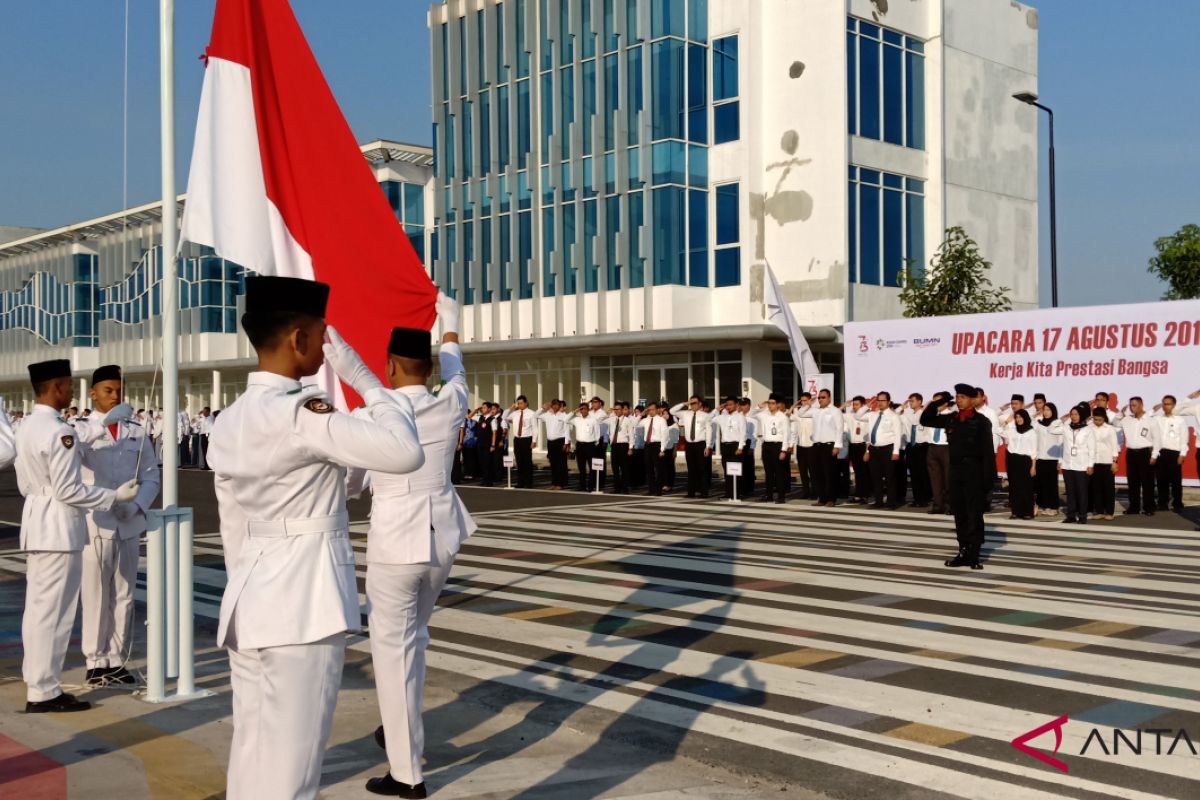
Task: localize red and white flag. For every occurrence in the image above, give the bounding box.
[180,0,436,408]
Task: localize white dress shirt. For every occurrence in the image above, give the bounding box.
[859,407,902,448]
[669,403,715,446]
[1002,427,1038,459]
[1152,414,1190,459]
[900,407,929,447]
[638,414,669,445]
[504,407,535,439]
[754,410,795,448]
[1060,424,1096,472]
[1091,423,1120,464]
[790,410,814,448]
[1035,419,1064,460]
[796,404,844,445]
[845,409,866,444]
[978,405,1002,451]
[569,413,600,444]
[1113,411,1155,450]
[538,409,570,441]
[609,413,634,445]
[714,410,746,447]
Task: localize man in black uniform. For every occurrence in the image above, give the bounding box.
[920,385,993,569]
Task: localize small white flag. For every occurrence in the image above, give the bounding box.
[764,263,820,383]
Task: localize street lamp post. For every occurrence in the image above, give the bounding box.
[1013,91,1057,308]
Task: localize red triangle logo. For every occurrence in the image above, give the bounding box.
[1011,715,1070,773]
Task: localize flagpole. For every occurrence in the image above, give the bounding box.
[160,1,178,508]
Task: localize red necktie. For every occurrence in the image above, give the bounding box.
[108,423,119,441]
[648,420,654,443]
[519,410,524,436]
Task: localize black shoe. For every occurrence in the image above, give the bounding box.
[1143,510,1155,516]
[26,693,90,713]
[1123,508,1139,515]
[365,773,427,798]
[757,495,773,503]
[870,502,886,509]
[944,551,970,568]
[969,560,984,570]
[1061,517,1075,524]
[105,667,136,685]
[775,498,786,504]
[926,507,942,515]
[85,668,110,686]
[1173,505,1185,512]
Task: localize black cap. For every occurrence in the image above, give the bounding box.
[1092,407,1108,421]
[29,359,71,387]
[953,383,974,397]
[974,387,986,398]
[92,364,122,385]
[387,327,431,360]
[1011,393,1024,402]
[1033,393,1046,401]
[244,276,329,318]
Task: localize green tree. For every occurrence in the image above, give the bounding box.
[1148,224,1200,300]
[897,227,1012,318]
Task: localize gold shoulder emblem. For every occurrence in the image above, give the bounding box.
[304,398,334,415]
[61,435,75,449]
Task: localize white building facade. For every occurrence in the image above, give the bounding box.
[0,142,432,412]
[428,0,1039,406]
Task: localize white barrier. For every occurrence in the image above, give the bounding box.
[144,506,212,703]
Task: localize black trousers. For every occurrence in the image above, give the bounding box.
[513,437,534,488]
[1063,468,1090,521]
[628,446,646,487]
[661,444,676,491]
[463,444,481,479]
[179,438,191,466]
[477,443,497,486]
[611,443,630,493]
[1035,459,1061,509]
[868,444,896,506]
[982,451,998,508]
[741,442,757,497]
[1124,447,1154,512]
[684,441,711,497]
[812,442,838,503]
[1156,450,1183,509]
[794,446,813,497]
[576,442,604,490]
[1089,462,1115,515]
[949,462,986,552]
[644,443,663,495]
[547,438,569,487]
[906,444,931,504]
[760,442,787,499]
[928,446,950,512]
[849,442,871,499]
[720,443,741,499]
[1006,452,1035,517]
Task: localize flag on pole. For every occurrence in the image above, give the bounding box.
[763,262,820,383]
[179,0,436,408]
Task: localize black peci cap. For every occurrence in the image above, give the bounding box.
[92,364,122,385]
[1011,393,1024,403]
[953,383,975,397]
[29,359,71,387]
[388,327,432,360]
[244,276,329,318]
[1033,393,1046,401]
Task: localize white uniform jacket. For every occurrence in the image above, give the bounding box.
[348,342,478,566]
[77,416,161,541]
[207,372,423,650]
[15,405,116,552]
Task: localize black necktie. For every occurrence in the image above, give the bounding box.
[690,411,697,441]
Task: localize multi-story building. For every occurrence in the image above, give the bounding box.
[427,0,1039,406]
[0,141,432,411]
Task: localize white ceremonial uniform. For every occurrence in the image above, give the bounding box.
[1002,427,1038,458]
[347,342,477,788]
[714,409,746,447]
[638,413,669,444]
[538,409,570,441]
[797,404,845,445]
[755,410,796,447]
[208,372,423,800]
[16,405,116,702]
[1035,419,1065,460]
[77,415,161,670]
[859,406,902,448]
[1151,414,1190,461]
[1092,423,1120,464]
[845,409,866,444]
[569,412,600,444]
[669,403,715,446]
[1061,425,1096,472]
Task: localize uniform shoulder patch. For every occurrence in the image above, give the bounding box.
[61,435,75,449]
[303,398,334,415]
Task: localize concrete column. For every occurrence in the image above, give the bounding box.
[78,378,89,409]
[211,369,221,411]
[743,344,774,401]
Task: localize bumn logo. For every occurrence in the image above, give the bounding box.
[1011,715,1070,773]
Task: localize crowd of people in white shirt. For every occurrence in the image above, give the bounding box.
[6,405,219,470]
[450,387,1200,522]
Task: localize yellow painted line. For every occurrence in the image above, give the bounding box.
[1029,638,1087,650]
[53,699,226,799]
[909,649,967,662]
[504,606,578,621]
[1070,621,1136,637]
[885,722,972,747]
[759,648,845,668]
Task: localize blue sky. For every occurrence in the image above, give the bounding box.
[0,0,1196,309]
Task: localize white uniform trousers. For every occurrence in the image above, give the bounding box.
[22,551,83,702]
[367,552,456,786]
[81,536,139,669]
[226,632,346,800]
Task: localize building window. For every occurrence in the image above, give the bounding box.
[687,188,707,286]
[712,35,738,144]
[652,186,685,285]
[848,166,925,288]
[847,17,925,150]
[651,38,684,141]
[714,181,739,286]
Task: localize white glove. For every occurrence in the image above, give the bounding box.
[104,403,135,425]
[322,326,383,396]
[114,502,138,522]
[436,292,460,336]
[114,479,139,504]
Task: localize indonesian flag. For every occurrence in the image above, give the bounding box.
[179,0,436,408]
